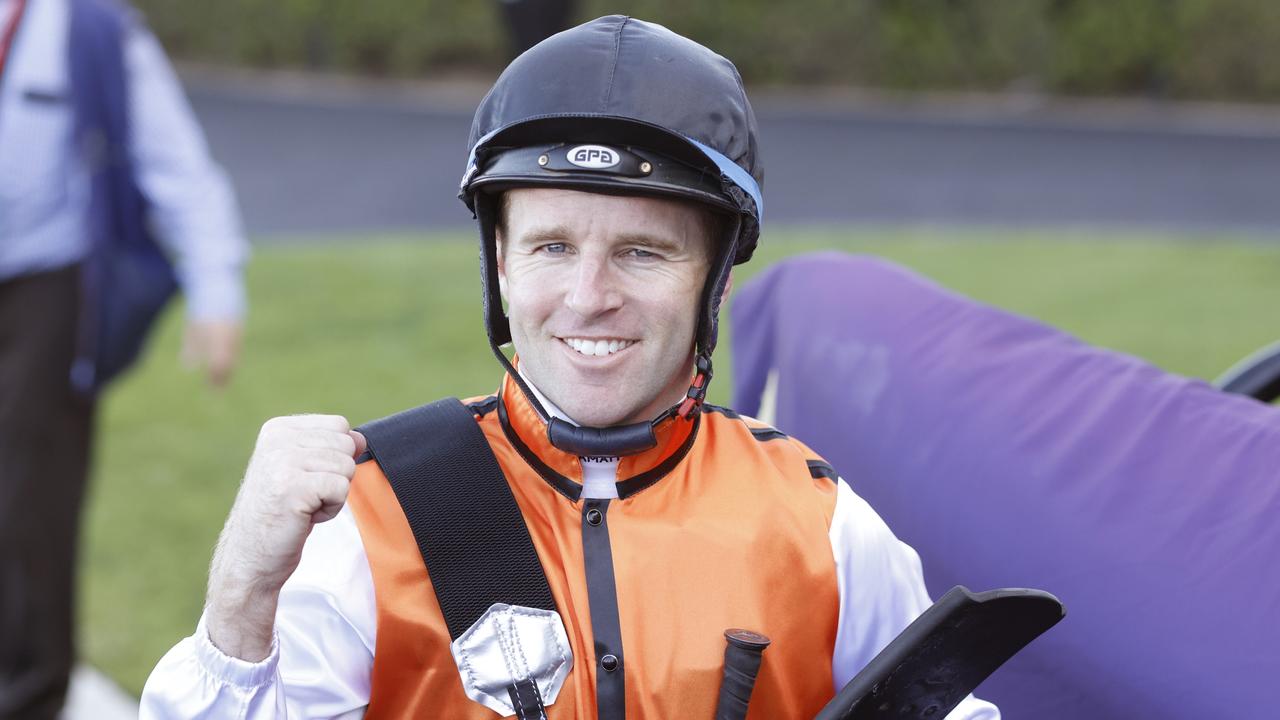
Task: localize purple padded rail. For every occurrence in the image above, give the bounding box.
[730,252,1280,719]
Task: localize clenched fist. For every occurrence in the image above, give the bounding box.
[205,415,367,661]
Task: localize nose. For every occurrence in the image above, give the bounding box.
[564,254,623,317]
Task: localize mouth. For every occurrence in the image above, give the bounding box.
[558,336,638,358]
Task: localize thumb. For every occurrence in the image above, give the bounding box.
[349,430,368,459]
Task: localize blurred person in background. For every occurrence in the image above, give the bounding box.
[0,0,247,717]
[497,0,575,58]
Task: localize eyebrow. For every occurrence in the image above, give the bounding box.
[514,226,573,247]
[614,232,684,253]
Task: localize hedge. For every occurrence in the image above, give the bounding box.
[132,0,1280,101]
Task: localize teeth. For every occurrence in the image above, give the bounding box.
[564,338,633,357]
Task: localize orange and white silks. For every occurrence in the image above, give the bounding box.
[346,373,842,719]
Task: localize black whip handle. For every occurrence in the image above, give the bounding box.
[715,629,771,720]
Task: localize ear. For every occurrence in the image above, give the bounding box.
[495,228,510,304]
[719,269,734,306]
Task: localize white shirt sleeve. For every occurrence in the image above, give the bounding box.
[829,479,1000,719]
[140,505,376,719]
[124,22,249,321]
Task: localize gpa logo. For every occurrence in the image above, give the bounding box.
[567,145,621,169]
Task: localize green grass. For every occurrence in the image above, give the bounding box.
[81,228,1280,694]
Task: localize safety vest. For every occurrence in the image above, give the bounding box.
[347,372,843,718]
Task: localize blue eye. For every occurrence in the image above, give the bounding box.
[541,243,567,254]
[629,248,657,258]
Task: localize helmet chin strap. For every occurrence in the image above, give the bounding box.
[488,337,715,458]
[677,353,713,420]
[486,336,660,456]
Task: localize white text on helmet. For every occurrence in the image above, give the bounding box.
[566,145,621,169]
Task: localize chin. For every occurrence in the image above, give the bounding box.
[551,375,686,428]
[561,402,637,428]
[549,386,647,427]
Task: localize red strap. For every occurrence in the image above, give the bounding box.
[0,0,29,81]
[677,370,709,419]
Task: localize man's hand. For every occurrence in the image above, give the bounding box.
[181,319,242,388]
[205,415,367,661]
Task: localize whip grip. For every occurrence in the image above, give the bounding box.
[714,628,771,720]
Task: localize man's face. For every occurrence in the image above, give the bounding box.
[497,188,716,427]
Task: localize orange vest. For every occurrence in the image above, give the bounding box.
[347,373,841,718]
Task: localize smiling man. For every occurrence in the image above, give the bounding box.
[142,15,997,720]
[498,189,718,429]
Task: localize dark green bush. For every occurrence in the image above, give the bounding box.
[1048,0,1194,96]
[133,0,506,74]
[1171,0,1280,99]
[132,0,1280,101]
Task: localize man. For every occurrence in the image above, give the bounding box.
[0,0,246,717]
[142,16,995,719]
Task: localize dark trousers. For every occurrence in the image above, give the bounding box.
[0,266,94,720]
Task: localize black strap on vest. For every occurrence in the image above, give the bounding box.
[358,398,556,715]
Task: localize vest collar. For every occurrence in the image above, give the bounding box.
[496,371,700,501]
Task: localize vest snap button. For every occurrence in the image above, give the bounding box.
[586,508,603,526]
[600,654,619,672]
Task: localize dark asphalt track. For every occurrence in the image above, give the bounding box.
[182,73,1280,240]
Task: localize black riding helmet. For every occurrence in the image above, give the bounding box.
[460,15,763,457]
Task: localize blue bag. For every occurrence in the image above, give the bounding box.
[68,0,177,393]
